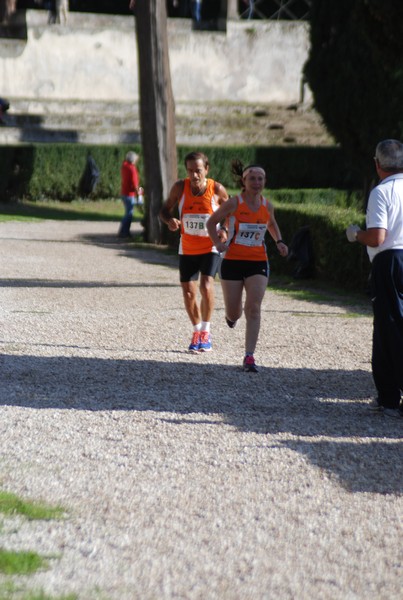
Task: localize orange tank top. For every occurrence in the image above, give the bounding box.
[225,195,271,261]
[178,178,220,255]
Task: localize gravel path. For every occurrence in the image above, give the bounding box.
[0,220,401,600]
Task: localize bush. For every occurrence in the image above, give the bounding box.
[0,144,142,201]
[0,143,362,202]
[177,145,362,190]
[268,201,369,291]
[270,188,364,210]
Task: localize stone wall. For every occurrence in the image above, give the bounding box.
[0,10,311,105]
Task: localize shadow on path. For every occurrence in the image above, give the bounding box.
[0,278,178,289]
[1,353,401,495]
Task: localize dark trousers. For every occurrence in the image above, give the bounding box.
[371,249,403,408]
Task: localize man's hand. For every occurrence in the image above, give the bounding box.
[346,224,360,242]
[215,240,227,254]
[167,218,181,232]
[217,228,228,243]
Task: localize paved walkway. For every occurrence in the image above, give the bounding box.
[0,220,401,599]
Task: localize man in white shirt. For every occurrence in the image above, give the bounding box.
[347,139,403,418]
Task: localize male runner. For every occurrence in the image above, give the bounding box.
[159,151,229,352]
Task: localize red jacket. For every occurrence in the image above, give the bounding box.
[121,160,139,196]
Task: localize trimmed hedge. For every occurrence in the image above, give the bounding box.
[267,200,369,291]
[0,143,362,202]
[0,143,370,293]
[0,144,142,201]
[178,145,362,190]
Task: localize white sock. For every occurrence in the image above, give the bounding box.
[193,323,202,332]
[201,321,210,333]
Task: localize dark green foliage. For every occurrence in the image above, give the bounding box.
[305,0,403,187]
[0,144,142,202]
[268,202,370,292]
[270,188,363,210]
[178,145,361,190]
[0,144,361,203]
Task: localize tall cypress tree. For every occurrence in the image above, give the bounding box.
[304,0,403,193]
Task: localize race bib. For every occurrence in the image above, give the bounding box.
[183,213,210,236]
[235,223,267,246]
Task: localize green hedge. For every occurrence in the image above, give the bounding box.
[177,145,362,190]
[0,144,142,201]
[0,143,362,202]
[0,143,371,293]
[267,201,369,291]
[269,188,364,210]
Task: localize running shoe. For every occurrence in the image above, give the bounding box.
[225,317,238,329]
[368,398,384,412]
[383,408,403,419]
[188,331,201,353]
[243,354,258,373]
[368,398,403,417]
[199,331,212,352]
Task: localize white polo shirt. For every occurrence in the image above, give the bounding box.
[366,172,403,262]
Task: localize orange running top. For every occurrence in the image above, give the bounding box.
[224,195,271,261]
[178,178,220,255]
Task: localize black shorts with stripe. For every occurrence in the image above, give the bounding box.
[220,259,269,281]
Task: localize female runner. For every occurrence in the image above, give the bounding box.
[207,160,288,372]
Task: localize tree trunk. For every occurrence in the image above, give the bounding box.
[0,0,17,22]
[226,0,239,19]
[135,0,178,244]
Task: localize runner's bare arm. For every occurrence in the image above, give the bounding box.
[159,180,184,231]
[207,196,237,251]
[213,181,230,241]
[266,203,288,257]
[214,181,229,205]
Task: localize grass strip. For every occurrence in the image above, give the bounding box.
[0,581,78,600]
[0,549,47,575]
[0,199,131,222]
[0,490,65,521]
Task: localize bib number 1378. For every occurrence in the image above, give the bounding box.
[183,214,209,236]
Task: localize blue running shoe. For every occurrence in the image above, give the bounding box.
[188,331,201,353]
[199,331,212,352]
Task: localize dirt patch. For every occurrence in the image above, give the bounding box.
[176,101,335,146]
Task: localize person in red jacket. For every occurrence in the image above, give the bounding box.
[118,151,143,238]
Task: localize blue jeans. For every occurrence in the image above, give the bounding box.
[119,195,135,237]
[247,1,254,19]
[191,0,201,22]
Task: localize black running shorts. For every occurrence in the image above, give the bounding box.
[220,259,269,281]
[179,253,221,282]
